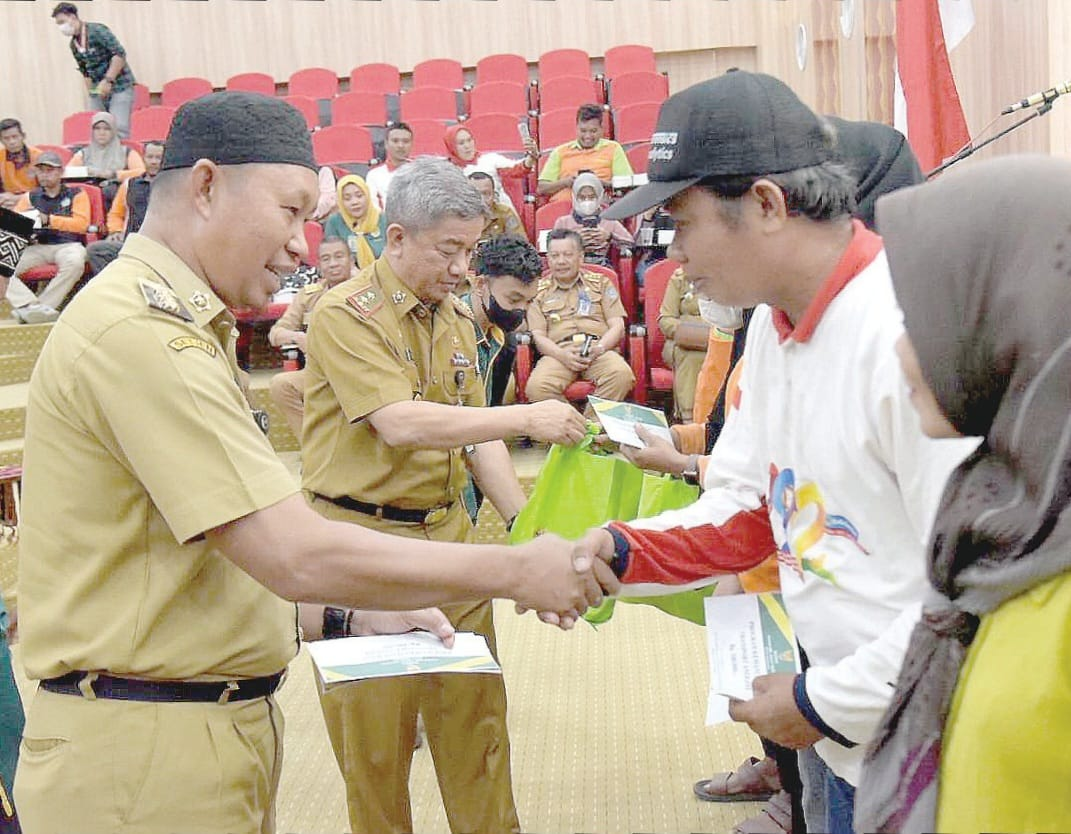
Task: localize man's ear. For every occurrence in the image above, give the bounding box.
[189,159,221,222]
[385,222,407,255]
[749,179,789,230]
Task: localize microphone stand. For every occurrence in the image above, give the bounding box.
[926,100,1054,179]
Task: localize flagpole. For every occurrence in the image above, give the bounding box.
[926,102,1054,179]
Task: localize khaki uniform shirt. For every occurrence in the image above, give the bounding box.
[526,270,627,346]
[19,233,300,682]
[658,269,704,340]
[302,256,485,510]
[268,281,328,340]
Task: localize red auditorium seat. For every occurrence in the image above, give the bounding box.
[161,77,214,108]
[538,49,591,82]
[62,111,95,146]
[461,113,525,153]
[613,101,662,146]
[331,91,389,127]
[133,83,151,111]
[626,142,651,174]
[476,53,529,87]
[37,145,72,165]
[399,87,460,122]
[312,125,375,166]
[303,221,324,266]
[607,71,669,108]
[412,58,465,90]
[282,96,319,130]
[226,72,277,96]
[129,106,176,142]
[405,119,449,157]
[288,67,339,100]
[534,201,572,247]
[535,76,602,114]
[468,82,530,119]
[349,63,401,96]
[634,258,680,405]
[603,44,657,80]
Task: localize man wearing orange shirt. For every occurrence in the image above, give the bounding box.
[538,104,633,203]
[0,119,42,211]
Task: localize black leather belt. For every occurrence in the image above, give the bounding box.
[40,670,285,703]
[314,493,453,525]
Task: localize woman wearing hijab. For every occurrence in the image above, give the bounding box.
[857,154,1071,833]
[67,111,144,205]
[552,172,633,267]
[322,174,387,269]
[442,124,537,216]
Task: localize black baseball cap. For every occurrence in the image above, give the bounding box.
[604,70,835,220]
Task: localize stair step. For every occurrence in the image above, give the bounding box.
[0,319,52,357]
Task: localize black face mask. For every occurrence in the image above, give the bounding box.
[485,290,526,332]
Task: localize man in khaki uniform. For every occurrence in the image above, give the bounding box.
[302,158,587,834]
[527,228,635,403]
[268,235,352,436]
[13,93,615,834]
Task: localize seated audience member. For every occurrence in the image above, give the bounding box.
[633,205,675,286]
[366,122,413,209]
[552,172,633,267]
[322,174,386,269]
[268,236,354,437]
[526,228,635,404]
[312,165,337,223]
[444,124,538,216]
[461,235,544,408]
[86,139,162,275]
[538,103,633,203]
[0,118,42,210]
[469,171,524,241]
[658,267,723,422]
[67,111,145,207]
[6,152,89,323]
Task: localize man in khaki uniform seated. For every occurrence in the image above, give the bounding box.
[268,235,352,436]
[13,92,615,834]
[526,228,635,403]
[301,158,588,834]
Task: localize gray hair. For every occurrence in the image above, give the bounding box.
[384,156,487,231]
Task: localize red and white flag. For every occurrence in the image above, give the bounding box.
[894,0,975,172]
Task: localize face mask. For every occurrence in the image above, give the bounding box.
[574,199,600,218]
[58,21,77,36]
[486,291,526,332]
[698,297,745,332]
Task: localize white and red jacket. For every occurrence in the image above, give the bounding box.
[610,222,976,784]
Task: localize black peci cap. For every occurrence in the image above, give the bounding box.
[605,70,834,220]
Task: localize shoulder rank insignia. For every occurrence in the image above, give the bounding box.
[140,279,193,321]
[605,283,619,302]
[303,282,323,295]
[346,287,382,318]
[450,351,472,368]
[451,295,475,320]
[167,336,217,357]
[188,290,212,313]
[537,277,552,292]
[391,290,407,304]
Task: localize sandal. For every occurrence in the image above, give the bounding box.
[730,790,793,834]
[693,755,782,803]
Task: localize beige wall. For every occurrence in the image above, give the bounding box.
[6,0,1066,163]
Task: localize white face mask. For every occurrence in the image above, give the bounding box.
[698,297,745,332]
[574,199,600,217]
[58,21,77,36]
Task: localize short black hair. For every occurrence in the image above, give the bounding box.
[473,236,543,284]
[387,122,413,139]
[467,171,494,184]
[546,228,583,252]
[51,2,79,18]
[576,103,603,125]
[0,119,23,135]
[319,235,352,254]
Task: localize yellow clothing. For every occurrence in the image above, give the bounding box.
[539,138,633,202]
[658,271,713,420]
[14,232,299,832]
[105,176,129,233]
[482,200,525,240]
[268,281,328,339]
[936,570,1071,832]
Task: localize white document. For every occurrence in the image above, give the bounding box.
[588,395,674,449]
[704,592,801,724]
[63,166,89,179]
[306,631,501,692]
[20,209,41,229]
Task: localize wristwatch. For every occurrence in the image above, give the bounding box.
[681,454,701,487]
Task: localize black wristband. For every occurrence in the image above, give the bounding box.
[606,525,631,578]
[344,608,356,637]
[323,606,348,639]
[505,513,519,533]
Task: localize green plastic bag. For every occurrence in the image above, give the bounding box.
[510,437,714,626]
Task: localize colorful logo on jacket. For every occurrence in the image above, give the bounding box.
[768,464,869,583]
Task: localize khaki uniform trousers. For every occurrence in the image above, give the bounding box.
[309,496,519,834]
[527,351,635,403]
[15,688,284,834]
[268,369,305,439]
[662,341,706,421]
[8,243,87,310]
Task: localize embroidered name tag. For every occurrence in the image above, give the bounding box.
[168,336,217,357]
